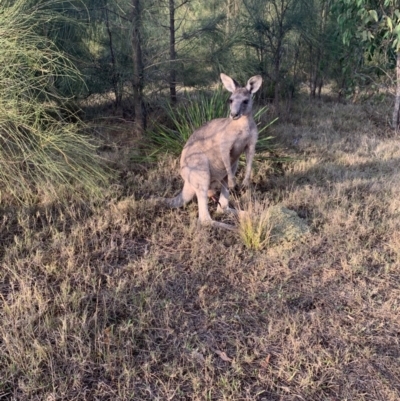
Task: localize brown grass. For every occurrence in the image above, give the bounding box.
[1,95,400,400]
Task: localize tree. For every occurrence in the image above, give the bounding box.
[336,0,400,129]
[242,0,307,107]
[301,0,331,98]
[164,0,191,103]
[104,3,122,108]
[132,0,145,132]
[169,0,178,103]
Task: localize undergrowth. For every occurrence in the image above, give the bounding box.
[136,87,277,162]
[0,0,110,204]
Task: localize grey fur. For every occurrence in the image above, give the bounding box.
[160,73,262,230]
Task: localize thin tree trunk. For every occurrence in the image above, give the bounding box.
[226,0,233,34]
[169,0,177,104]
[317,78,323,99]
[273,42,281,112]
[105,7,121,109]
[392,51,400,131]
[309,43,316,98]
[132,0,145,132]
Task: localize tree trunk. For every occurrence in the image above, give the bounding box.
[169,0,177,104]
[273,42,281,112]
[105,7,121,109]
[132,0,145,133]
[392,51,400,131]
[309,43,316,98]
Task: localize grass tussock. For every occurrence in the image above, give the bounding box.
[236,196,273,251]
[137,88,276,162]
[2,95,400,400]
[0,0,110,204]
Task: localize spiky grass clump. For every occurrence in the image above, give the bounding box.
[237,196,273,251]
[0,0,110,204]
[139,88,276,161]
[140,88,228,160]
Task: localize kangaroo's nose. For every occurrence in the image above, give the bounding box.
[231,111,240,119]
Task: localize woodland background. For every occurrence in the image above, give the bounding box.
[57,0,400,129]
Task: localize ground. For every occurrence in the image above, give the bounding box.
[1,95,400,400]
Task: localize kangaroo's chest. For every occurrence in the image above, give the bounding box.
[227,126,253,158]
[232,130,250,147]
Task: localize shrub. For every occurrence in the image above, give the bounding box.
[0,0,111,204]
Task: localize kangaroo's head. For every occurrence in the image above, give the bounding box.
[220,73,262,120]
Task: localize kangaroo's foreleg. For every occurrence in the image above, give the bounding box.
[242,141,256,187]
[216,182,230,213]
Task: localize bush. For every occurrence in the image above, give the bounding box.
[0,0,111,204]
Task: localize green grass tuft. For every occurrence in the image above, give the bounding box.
[136,88,277,162]
[236,196,273,251]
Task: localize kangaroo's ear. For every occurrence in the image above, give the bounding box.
[220,73,239,93]
[246,75,262,94]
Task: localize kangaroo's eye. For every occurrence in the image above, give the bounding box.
[243,100,249,105]
[229,99,233,104]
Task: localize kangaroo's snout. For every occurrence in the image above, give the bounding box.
[230,111,242,120]
[229,100,245,119]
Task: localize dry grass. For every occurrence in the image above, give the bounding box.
[1,95,400,400]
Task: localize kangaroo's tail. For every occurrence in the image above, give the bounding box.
[161,192,186,208]
[154,191,188,209]
[157,183,196,208]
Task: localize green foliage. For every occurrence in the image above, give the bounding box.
[138,88,276,162]
[336,0,400,52]
[139,88,228,160]
[237,198,273,251]
[254,108,277,155]
[0,0,111,204]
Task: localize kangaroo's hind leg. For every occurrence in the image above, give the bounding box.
[180,181,196,206]
[195,186,213,225]
[196,186,235,230]
[183,168,235,230]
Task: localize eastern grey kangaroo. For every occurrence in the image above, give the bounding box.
[160,73,262,230]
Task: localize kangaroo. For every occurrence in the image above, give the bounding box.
[160,73,262,230]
